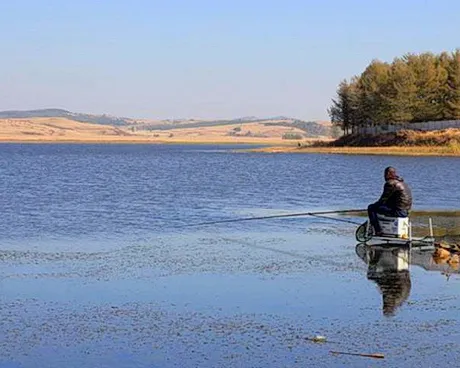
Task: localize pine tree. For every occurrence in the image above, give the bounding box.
[328,79,359,134]
[445,50,460,119]
[357,60,391,126]
[328,50,460,134]
[406,52,446,121]
[385,57,417,123]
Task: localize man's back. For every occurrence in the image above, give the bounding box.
[368,167,412,235]
[382,177,412,211]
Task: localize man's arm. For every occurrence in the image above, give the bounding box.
[376,182,395,205]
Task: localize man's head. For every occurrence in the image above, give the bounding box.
[384,166,397,180]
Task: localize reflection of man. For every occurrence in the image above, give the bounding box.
[368,167,412,236]
[371,269,411,317]
[357,245,412,316]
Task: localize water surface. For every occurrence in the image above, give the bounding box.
[1,143,459,367]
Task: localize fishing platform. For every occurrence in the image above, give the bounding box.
[355,214,436,249]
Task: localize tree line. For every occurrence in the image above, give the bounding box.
[328,50,460,134]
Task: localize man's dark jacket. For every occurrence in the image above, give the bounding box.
[377,176,412,211]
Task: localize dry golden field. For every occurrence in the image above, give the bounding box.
[0,117,330,145]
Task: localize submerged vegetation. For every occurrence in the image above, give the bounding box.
[329,50,460,134]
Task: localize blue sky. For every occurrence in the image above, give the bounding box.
[0,0,459,120]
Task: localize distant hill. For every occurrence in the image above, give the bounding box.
[0,109,133,126]
[263,120,332,137]
[0,109,332,137]
[137,117,332,137]
[0,117,136,142]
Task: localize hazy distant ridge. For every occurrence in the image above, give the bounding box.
[0,109,332,136]
[0,109,132,126]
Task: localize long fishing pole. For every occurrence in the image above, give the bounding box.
[178,208,366,228]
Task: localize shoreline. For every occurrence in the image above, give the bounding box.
[0,138,287,145]
[1,138,459,157]
[246,145,460,157]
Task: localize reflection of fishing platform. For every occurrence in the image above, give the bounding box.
[355,243,412,316]
[355,240,460,317]
[355,215,435,249]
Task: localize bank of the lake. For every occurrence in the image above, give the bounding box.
[249,145,460,156]
[0,136,300,146]
[3,136,459,156]
[250,129,460,156]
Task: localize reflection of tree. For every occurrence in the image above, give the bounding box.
[356,245,411,317]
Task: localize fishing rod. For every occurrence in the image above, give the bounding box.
[177,208,366,228]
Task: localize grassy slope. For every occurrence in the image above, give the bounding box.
[330,129,460,147]
[2,117,459,157]
[0,117,332,144]
[0,118,138,142]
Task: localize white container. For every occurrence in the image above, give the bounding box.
[377,215,409,238]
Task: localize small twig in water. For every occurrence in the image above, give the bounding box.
[330,350,384,359]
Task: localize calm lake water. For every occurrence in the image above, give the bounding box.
[1,143,460,367]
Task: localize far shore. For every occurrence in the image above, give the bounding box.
[0,136,294,145]
[0,117,327,146]
[2,137,460,157]
[3,116,460,156]
[246,145,460,157]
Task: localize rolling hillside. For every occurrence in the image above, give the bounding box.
[0,109,333,143]
[0,117,136,142]
[0,109,134,126]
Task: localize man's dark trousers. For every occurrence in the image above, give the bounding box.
[367,203,409,234]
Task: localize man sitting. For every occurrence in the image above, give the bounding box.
[368,167,412,236]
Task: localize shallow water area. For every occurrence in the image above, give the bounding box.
[1,144,460,367]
